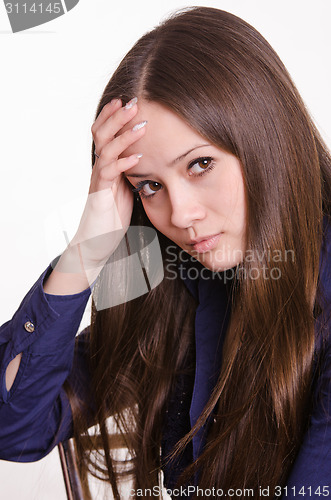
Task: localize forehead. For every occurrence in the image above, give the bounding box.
[120,100,207,160]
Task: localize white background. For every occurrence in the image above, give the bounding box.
[0,0,330,498]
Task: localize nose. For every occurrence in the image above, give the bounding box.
[169,187,206,228]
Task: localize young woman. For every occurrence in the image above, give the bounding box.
[1,6,330,499]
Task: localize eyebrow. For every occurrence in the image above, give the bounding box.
[125,144,211,178]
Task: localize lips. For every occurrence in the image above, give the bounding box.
[187,233,222,253]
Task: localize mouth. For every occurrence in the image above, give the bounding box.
[186,233,222,253]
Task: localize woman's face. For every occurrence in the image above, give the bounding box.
[121,101,246,272]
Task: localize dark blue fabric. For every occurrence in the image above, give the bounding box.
[0,264,92,461]
[0,224,330,499]
[180,262,233,459]
[161,261,233,491]
[162,222,331,496]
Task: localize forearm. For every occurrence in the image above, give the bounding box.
[0,264,92,460]
[43,242,104,295]
[4,253,96,392]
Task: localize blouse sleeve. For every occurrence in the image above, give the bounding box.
[0,262,92,462]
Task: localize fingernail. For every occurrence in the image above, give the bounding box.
[125,97,138,110]
[129,153,143,161]
[132,120,147,132]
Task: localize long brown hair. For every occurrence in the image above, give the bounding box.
[66,7,331,498]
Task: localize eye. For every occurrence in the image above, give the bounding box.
[130,156,215,200]
[131,180,162,199]
[141,181,162,197]
[188,157,215,176]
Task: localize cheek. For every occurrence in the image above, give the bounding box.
[220,170,245,212]
[141,202,168,233]
[227,182,246,240]
[211,171,246,236]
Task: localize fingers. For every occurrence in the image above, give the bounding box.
[92,98,122,132]
[89,97,146,195]
[98,121,147,163]
[92,97,141,155]
[89,153,142,194]
[98,154,142,184]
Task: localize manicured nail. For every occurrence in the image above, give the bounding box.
[129,153,143,161]
[125,97,138,110]
[132,120,147,132]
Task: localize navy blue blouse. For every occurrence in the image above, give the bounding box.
[0,225,330,498]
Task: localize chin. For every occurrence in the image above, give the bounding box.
[199,255,241,273]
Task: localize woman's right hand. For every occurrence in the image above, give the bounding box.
[44,97,146,294]
[70,97,146,269]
